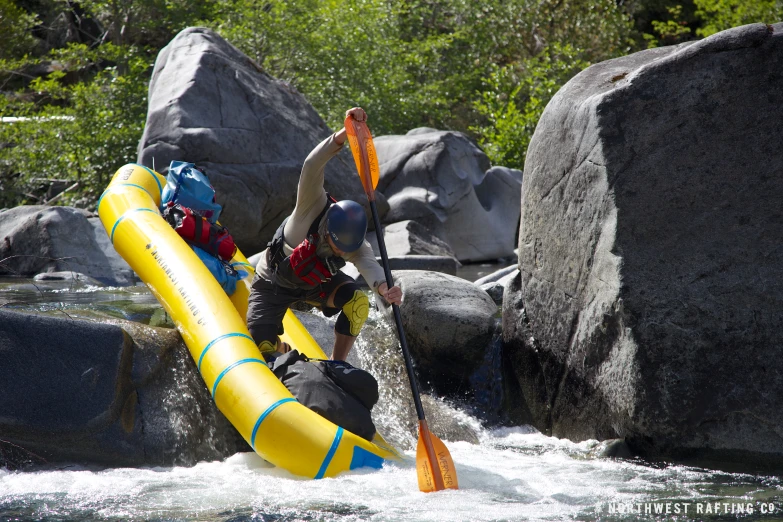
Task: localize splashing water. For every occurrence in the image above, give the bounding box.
[3,429,782,521]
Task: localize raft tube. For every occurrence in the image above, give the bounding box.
[97,163,400,478]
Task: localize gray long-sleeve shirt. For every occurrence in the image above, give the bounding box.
[255,133,386,293]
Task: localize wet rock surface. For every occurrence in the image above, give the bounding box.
[503,23,783,470]
[0,309,246,469]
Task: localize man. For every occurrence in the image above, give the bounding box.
[247,107,402,361]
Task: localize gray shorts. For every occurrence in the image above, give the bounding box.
[246,271,356,347]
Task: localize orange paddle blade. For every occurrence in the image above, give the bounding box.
[344,117,380,196]
[416,420,459,492]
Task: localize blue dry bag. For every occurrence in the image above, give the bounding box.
[161,161,223,223]
[160,161,246,295]
[192,247,247,296]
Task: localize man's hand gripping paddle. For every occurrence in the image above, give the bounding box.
[344,116,458,493]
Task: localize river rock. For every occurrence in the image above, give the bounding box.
[365,220,458,260]
[292,309,336,355]
[32,271,103,285]
[503,23,783,470]
[476,265,520,305]
[474,265,519,286]
[291,310,378,372]
[421,395,481,445]
[480,282,505,306]
[374,129,522,263]
[137,27,370,253]
[0,205,136,285]
[0,309,245,468]
[118,320,247,465]
[382,270,498,395]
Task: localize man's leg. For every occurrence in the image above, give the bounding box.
[332,332,356,362]
[326,279,369,361]
[246,275,297,358]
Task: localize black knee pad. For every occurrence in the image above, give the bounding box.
[333,282,362,307]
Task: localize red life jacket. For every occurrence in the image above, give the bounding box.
[163,202,237,262]
[287,236,333,286]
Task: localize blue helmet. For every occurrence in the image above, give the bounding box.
[325,200,368,253]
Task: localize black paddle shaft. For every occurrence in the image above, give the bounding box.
[368,200,427,421]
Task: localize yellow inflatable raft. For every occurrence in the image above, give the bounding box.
[97,163,400,477]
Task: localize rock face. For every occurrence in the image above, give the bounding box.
[0,310,246,468]
[0,206,136,285]
[385,270,498,395]
[366,220,458,259]
[374,128,523,262]
[503,23,783,469]
[137,27,368,253]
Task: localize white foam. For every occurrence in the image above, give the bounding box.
[3,425,773,522]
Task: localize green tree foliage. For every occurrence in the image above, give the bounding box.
[461,0,632,167]
[0,0,215,208]
[213,0,440,134]
[1,0,778,209]
[645,4,693,46]
[78,0,219,48]
[0,44,150,208]
[471,44,590,170]
[637,0,782,47]
[694,0,782,37]
[0,0,39,60]
[213,0,634,167]
[628,0,699,48]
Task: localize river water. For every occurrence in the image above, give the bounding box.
[1,276,782,522]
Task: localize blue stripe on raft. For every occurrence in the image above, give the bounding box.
[350,446,385,471]
[211,358,265,397]
[135,164,163,195]
[197,332,256,371]
[250,398,297,449]
[109,208,158,243]
[96,183,154,212]
[315,427,344,479]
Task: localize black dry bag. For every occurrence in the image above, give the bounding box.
[271,350,378,441]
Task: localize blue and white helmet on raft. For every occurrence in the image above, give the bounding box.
[325,200,368,253]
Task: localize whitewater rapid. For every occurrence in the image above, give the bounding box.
[3,425,782,521]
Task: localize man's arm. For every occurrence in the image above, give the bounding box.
[334,108,402,304]
[296,107,366,211]
[287,107,368,241]
[291,134,341,223]
[346,241,403,305]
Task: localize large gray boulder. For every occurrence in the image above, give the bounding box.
[503,23,783,470]
[137,27,369,252]
[374,129,522,262]
[0,205,136,285]
[366,220,458,259]
[0,310,246,468]
[383,270,498,395]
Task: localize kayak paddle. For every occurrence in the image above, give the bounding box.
[344,116,459,493]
